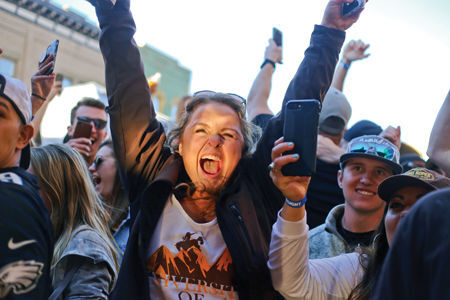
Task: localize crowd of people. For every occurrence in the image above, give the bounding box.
[0,0,449,299]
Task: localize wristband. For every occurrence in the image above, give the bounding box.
[340,60,350,70]
[285,196,307,208]
[31,93,46,101]
[261,59,276,69]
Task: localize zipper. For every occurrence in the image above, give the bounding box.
[229,204,256,260]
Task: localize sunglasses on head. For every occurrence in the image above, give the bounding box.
[77,116,107,130]
[349,142,395,160]
[193,90,247,105]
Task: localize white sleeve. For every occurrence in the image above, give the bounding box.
[268,211,363,300]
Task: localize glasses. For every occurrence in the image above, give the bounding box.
[193,90,246,105]
[93,156,104,169]
[349,142,395,160]
[77,116,107,130]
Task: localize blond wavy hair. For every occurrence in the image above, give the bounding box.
[30,144,119,272]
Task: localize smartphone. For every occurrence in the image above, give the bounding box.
[282,99,321,176]
[342,0,365,17]
[272,27,282,47]
[72,120,92,139]
[39,39,59,75]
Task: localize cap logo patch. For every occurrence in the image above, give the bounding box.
[405,169,435,181]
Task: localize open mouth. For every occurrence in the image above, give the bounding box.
[200,155,222,176]
[93,176,101,186]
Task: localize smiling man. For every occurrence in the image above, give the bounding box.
[65,97,108,166]
[309,135,402,259]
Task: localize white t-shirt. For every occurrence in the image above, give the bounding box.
[147,195,239,299]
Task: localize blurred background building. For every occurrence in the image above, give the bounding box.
[0,0,191,140]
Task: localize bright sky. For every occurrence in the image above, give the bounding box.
[57,0,450,157]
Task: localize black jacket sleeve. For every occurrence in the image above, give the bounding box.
[94,0,174,209]
[249,25,345,216]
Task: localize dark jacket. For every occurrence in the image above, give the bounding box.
[0,167,54,299]
[92,0,345,298]
[372,188,450,300]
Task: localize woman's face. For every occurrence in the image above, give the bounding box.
[179,102,244,196]
[384,186,431,245]
[89,145,117,202]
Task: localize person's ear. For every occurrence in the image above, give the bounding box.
[178,140,183,156]
[67,125,73,136]
[17,124,34,150]
[100,129,107,142]
[337,169,343,189]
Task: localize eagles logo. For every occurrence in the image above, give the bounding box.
[0,260,44,297]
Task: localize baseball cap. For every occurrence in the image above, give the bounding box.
[399,153,426,172]
[378,168,450,202]
[340,135,402,175]
[319,87,352,135]
[344,120,383,142]
[0,73,32,169]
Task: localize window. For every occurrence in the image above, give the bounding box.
[0,57,15,77]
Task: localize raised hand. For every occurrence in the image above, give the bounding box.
[380,125,401,150]
[321,0,366,31]
[343,40,370,63]
[30,54,55,115]
[265,39,282,64]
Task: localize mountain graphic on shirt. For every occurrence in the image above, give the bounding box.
[147,244,233,285]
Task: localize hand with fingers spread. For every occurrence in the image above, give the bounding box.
[321,0,366,31]
[342,40,370,63]
[31,54,55,115]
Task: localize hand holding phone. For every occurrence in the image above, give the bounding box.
[272,27,283,64]
[282,99,321,176]
[39,40,59,75]
[342,0,365,17]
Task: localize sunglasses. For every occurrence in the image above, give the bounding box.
[349,142,395,160]
[93,156,104,169]
[77,116,107,130]
[193,90,246,105]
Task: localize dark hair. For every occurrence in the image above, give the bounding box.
[98,140,128,230]
[168,93,260,158]
[70,97,106,125]
[348,209,389,300]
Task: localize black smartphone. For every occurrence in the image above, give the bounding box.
[342,0,365,16]
[72,120,92,139]
[272,27,282,47]
[40,39,59,75]
[282,99,321,176]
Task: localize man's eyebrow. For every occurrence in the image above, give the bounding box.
[377,166,391,172]
[0,101,10,110]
